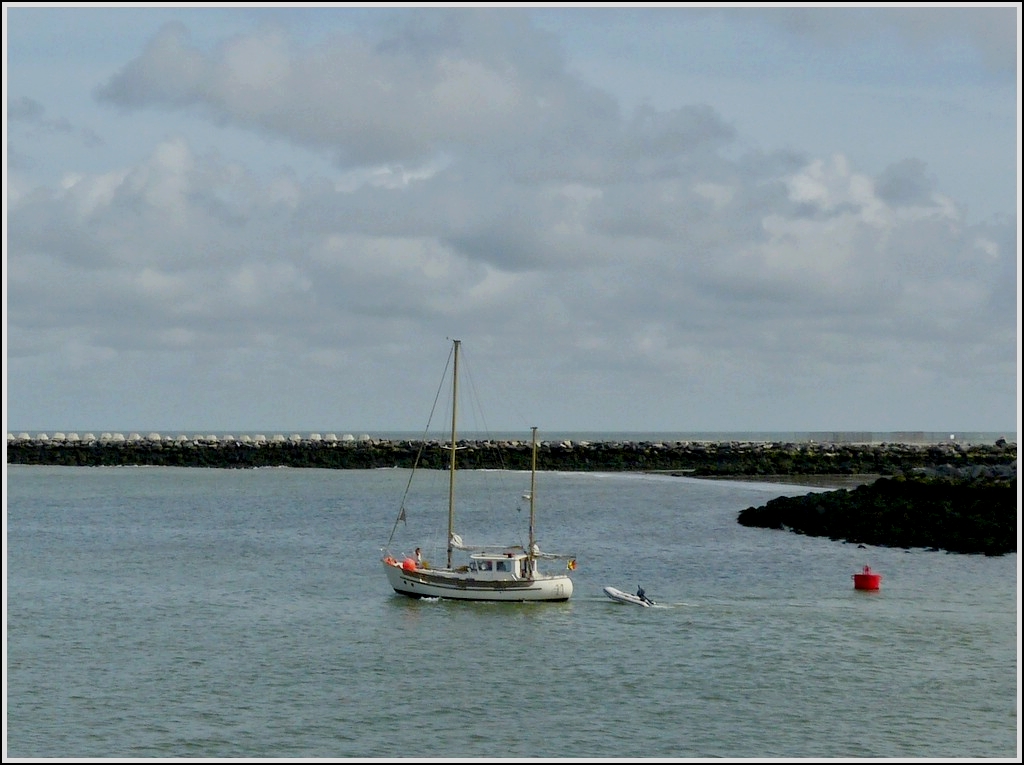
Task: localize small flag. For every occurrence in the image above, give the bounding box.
[567,558,577,571]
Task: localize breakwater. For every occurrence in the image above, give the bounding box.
[738,475,1018,556]
[6,434,1016,477]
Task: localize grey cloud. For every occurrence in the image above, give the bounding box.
[375,7,566,78]
[7,9,1016,432]
[7,130,1017,430]
[92,15,629,173]
[8,95,46,121]
[94,22,210,107]
[7,95,99,146]
[881,7,1017,73]
[874,159,936,207]
[745,7,1016,73]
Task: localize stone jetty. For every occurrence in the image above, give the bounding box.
[5,432,1016,477]
[10,431,1014,557]
[738,474,1018,556]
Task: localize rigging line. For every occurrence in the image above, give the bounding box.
[467,341,534,439]
[438,343,514,531]
[459,349,509,473]
[459,363,518,528]
[384,343,455,552]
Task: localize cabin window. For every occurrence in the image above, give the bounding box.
[496,561,509,572]
[480,560,493,571]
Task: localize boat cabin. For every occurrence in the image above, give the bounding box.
[466,552,536,580]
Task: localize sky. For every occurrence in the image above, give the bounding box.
[3,3,1021,436]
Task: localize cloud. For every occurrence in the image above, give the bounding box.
[8,127,1013,404]
[6,95,103,149]
[8,95,47,122]
[873,159,937,207]
[750,6,1017,74]
[95,13,606,169]
[6,8,1018,431]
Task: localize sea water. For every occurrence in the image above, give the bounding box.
[4,465,1019,758]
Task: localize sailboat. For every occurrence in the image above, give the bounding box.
[381,339,576,602]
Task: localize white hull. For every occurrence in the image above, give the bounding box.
[385,561,573,602]
[603,586,654,607]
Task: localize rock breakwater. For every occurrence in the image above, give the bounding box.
[737,475,1018,556]
[6,433,1016,477]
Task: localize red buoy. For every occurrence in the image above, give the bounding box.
[402,557,417,571]
[852,565,882,591]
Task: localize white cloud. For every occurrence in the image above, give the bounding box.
[5,7,1017,433]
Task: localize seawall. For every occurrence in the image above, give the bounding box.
[6,433,1017,477]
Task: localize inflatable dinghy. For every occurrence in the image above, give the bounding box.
[603,586,655,607]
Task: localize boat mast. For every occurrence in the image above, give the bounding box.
[447,339,460,569]
[528,425,537,571]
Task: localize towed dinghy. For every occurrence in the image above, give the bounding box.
[603,586,655,607]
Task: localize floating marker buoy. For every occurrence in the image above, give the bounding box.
[852,565,882,591]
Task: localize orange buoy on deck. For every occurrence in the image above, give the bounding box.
[852,565,882,591]
[402,557,417,571]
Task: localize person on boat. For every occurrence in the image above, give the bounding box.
[636,585,651,604]
[414,548,422,567]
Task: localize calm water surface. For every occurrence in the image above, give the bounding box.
[5,465,1019,758]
